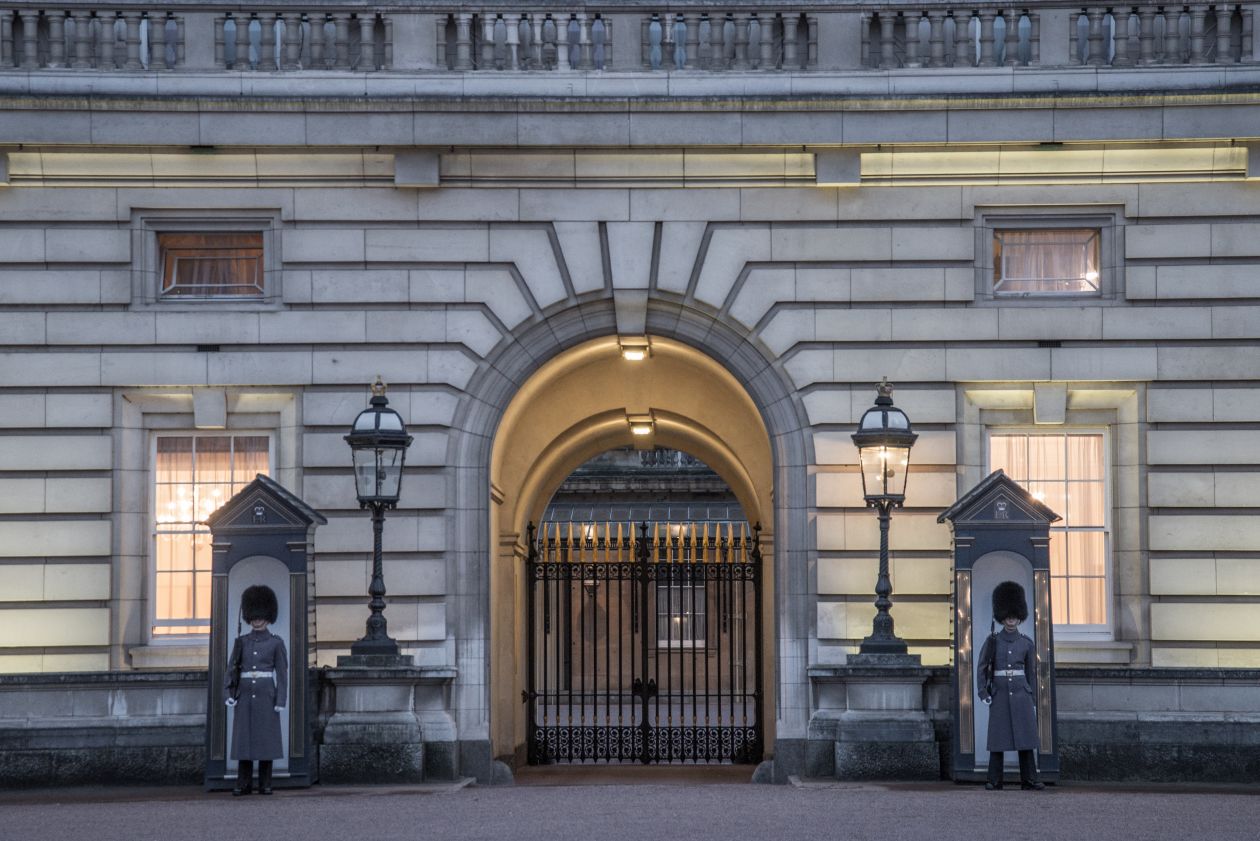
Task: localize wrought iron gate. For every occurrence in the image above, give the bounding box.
[524,521,763,764]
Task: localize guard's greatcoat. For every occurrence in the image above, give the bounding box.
[226,628,289,760]
[978,628,1039,752]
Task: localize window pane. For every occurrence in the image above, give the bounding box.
[1067,531,1106,577]
[1048,533,1068,577]
[1051,577,1068,625]
[1067,577,1106,625]
[156,437,193,485]
[1027,435,1066,481]
[158,232,264,298]
[1027,480,1065,517]
[1067,480,1106,527]
[994,229,1100,295]
[990,435,1026,481]
[234,436,270,490]
[1067,434,1105,480]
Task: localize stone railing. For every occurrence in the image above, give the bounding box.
[0,2,1256,73]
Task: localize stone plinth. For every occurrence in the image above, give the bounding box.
[808,662,941,781]
[318,666,457,783]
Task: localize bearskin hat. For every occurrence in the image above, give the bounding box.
[241,585,278,624]
[992,580,1028,623]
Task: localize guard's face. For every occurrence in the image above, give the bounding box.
[250,618,269,631]
[1001,616,1021,631]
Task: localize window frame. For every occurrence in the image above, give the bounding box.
[984,426,1114,640]
[148,430,274,641]
[975,208,1124,304]
[132,211,283,309]
[655,580,708,649]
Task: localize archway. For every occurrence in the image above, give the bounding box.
[488,335,776,766]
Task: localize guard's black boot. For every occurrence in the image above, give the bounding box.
[1019,750,1045,790]
[985,752,1003,790]
[259,760,273,795]
[233,760,254,796]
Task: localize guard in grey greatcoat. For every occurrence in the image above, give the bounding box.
[225,585,288,796]
[977,580,1044,791]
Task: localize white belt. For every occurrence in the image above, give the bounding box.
[994,669,1025,678]
[241,670,274,679]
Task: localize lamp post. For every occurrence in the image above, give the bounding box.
[851,379,918,656]
[344,377,413,657]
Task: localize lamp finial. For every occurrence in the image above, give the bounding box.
[876,377,894,404]
[371,376,387,398]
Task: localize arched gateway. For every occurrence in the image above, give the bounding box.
[447,306,812,776]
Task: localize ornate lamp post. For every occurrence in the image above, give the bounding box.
[345,377,413,657]
[851,379,918,656]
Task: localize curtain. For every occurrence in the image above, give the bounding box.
[159,233,264,297]
[995,229,1099,293]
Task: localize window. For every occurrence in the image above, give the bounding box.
[994,229,1100,295]
[158,232,264,298]
[152,434,270,636]
[657,581,706,648]
[988,431,1109,629]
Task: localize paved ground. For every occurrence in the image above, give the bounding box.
[2,771,1258,841]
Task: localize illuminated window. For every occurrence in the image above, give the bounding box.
[994,229,1101,295]
[158,232,264,298]
[152,434,270,636]
[988,431,1109,629]
[657,582,706,648]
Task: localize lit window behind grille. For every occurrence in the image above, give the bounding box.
[994,229,1100,294]
[158,232,264,298]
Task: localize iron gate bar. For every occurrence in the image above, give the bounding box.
[525,519,763,765]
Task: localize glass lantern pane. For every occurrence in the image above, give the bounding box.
[379,447,404,498]
[353,447,378,498]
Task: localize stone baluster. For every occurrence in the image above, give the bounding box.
[1004,9,1020,65]
[783,13,799,69]
[759,15,774,70]
[454,13,472,70]
[905,12,922,68]
[953,10,972,67]
[1029,11,1040,64]
[744,14,756,70]
[556,15,569,70]
[1113,8,1132,66]
[641,15,651,68]
[1244,7,1254,61]
[214,16,227,69]
[686,14,700,70]
[1086,8,1105,65]
[530,13,544,69]
[334,13,351,69]
[978,9,997,66]
[257,16,277,71]
[1137,7,1156,64]
[283,14,301,70]
[100,15,117,70]
[710,14,726,70]
[1216,4,1234,63]
[1166,8,1183,64]
[1,13,12,69]
[1190,5,1208,63]
[124,12,142,70]
[733,13,749,69]
[357,14,375,70]
[808,15,819,67]
[506,15,519,70]
[70,12,92,69]
[928,11,946,67]
[384,16,393,69]
[48,12,66,68]
[315,15,331,69]
[480,13,495,70]
[579,13,593,70]
[19,11,39,69]
[150,14,167,71]
[879,12,896,68]
[175,16,185,68]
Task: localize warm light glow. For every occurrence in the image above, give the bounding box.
[1084,270,1100,282]
[622,348,647,361]
[631,423,653,436]
[619,337,651,361]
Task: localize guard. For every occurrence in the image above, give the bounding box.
[977,580,1045,791]
[225,585,289,796]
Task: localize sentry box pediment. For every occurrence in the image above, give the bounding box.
[939,470,1062,784]
[205,474,326,791]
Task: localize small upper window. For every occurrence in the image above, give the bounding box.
[994,229,1100,295]
[158,232,264,298]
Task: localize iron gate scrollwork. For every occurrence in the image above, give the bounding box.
[524,520,763,764]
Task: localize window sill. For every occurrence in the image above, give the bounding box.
[1053,639,1133,666]
[128,643,209,671]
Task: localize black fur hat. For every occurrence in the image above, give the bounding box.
[992,580,1029,623]
[241,585,278,624]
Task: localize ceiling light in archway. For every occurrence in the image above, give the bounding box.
[627,413,655,436]
[619,337,651,361]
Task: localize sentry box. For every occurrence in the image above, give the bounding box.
[938,470,1061,783]
[204,474,326,791]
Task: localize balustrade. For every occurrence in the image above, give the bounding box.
[0,2,1255,74]
[0,9,182,69]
